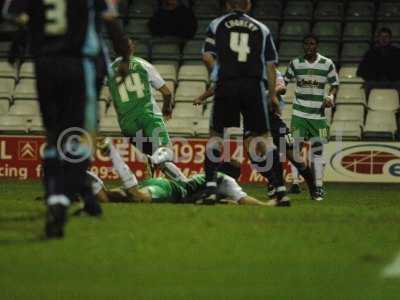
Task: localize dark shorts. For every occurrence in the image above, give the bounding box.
[211,78,270,135]
[35,56,104,145]
[269,113,293,151]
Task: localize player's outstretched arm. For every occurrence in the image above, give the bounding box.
[193,87,215,106]
[159,85,173,120]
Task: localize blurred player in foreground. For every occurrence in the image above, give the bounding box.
[86,139,267,206]
[3,0,131,238]
[107,39,186,181]
[194,69,317,205]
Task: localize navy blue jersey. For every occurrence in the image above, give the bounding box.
[3,0,116,57]
[203,10,278,82]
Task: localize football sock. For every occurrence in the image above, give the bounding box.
[151,147,187,181]
[290,163,300,185]
[205,142,222,185]
[109,142,137,189]
[160,162,187,182]
[313,155,325,188]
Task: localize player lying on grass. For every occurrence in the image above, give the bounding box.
[107,38,186,182]
[194,69,317,204]
[87,139,268,206]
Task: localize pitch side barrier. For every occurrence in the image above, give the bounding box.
[0,135,399,183]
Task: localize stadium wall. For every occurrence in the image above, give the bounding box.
[0,135,399,183]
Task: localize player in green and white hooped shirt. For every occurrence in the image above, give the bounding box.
[107,39,186,182]
[284,34,339,201]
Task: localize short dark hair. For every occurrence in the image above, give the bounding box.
[303,33,319,44]
[378,27,392,37]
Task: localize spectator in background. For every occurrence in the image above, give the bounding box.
[149,0,197,39]
[357,27,400,96]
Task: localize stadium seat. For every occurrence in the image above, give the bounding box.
[334,104,365,125]
[377,2,400,21]
[134,41,151,61]
[128,0,155,18]
[0,115,28,133]
[330,121,362,140]
[19,62,35,79]
[368,89,400,111]
[364,110,397,140]
[98,101,108,118]
[28,116,45,133]
[13,79,38,100]
[166,117,195,136]
[0,61,17,79]
[178,65,208,82]
[99,117,120,134]
[99,85,111,102]
[278,41,303,62]
[194,118,211,136]
[8,100,40,117]
[318,42,339,62]
[281,104,293,123]
[314,1,343,21]
[283,1,313,21]
[106,104,117,117]
[312,22,342,42]
[175,81,206,102]
[280,21,310,41]
[342,22,372,42]
[154,80,175,101]
[336,84,366,105]
[172,102,198,118]
[345,1,375,21]
[253,1,282,20]
[194,19,212,40]
[0,78,15,100]
[283,83,296,104]
[182,40,203,61]
[0,99,9,115]
[193,0,219,18]
[151,41,181,61]
[125,19,151,40]
[154,64,178,82]
[340,42,369,63]
[0,42,11,58]
[339,65,364,83]
[263,20,279,40]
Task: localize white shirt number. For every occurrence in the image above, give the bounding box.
[117,73,146,102]
[230,32,250,62]
[44,0,67,35]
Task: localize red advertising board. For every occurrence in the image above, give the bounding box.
[0,135,287,183]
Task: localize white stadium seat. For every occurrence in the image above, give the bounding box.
[178,65,209,82]
[283,83,296,104]
[338,65,363,83]
[99,117,120,134]
[106,104,117,117]
[172,102,200,118]
[154,64,177,82]
[0,61,17,79]
[165,118,195,136]
[333,104,364,125]
[0,78,15,100]
[13,79,37,100]
[8,100,40,117]
[19,62,35,79]
[98,101,108,117]
[175,81,206,102]
[330,120,362,140]
[0,115,28,132]
[364,110,397,139]
[336,84,366,105]
[99,85,111,102]
[368,89,399,111]
[28,116,45,133]
[0,99,10,115]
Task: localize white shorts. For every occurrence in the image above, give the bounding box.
[86,171,105,195]
[217,175,247,202]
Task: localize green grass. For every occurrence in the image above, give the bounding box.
[1,180,400,300]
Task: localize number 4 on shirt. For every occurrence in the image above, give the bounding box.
[230,32,250,63]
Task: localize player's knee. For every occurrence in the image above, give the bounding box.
[151,147,173,165]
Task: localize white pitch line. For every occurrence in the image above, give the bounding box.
[382,252,400,278]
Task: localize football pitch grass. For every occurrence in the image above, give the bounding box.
[0,180,400,300]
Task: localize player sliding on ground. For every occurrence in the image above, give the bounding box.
[87,139,267,206]
[107,39,186,181]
